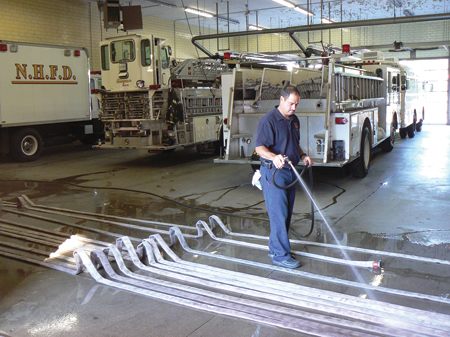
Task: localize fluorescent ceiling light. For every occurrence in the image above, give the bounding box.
[321,18,333,24]
[143,0,177,8]
[294,7,313,16]
[184,7,239,24]
[184,7,213,18]
[272,0,295,9]
[249,25,263,30]
[403,9,414,16]
[273,0,313,17]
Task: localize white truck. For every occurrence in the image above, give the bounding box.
[95,34,229,154]
[353,51,425,139]
[0,40,104,162]
[214,53,395,178]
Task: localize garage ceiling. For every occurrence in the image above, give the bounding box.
[92,0,449,32]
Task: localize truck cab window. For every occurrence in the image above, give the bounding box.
[101,45,110,70]
[141,39,151,66]
[111,40,135,63]
[161,47,169,69]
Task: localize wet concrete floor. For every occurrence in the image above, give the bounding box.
[0,125,450,336]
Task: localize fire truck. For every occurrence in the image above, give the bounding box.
[95,34,229,153]
[354,51,425,139]
[0,40,103,162]
[214,53,396,178]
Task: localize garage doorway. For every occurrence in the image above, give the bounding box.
[401,59,448,125]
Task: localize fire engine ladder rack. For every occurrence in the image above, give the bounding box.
[333,72,383,103]
[1,196,450,335]
[296,76,323,99]
[171,59,228,82]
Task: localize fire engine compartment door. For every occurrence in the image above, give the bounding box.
[298,113,326,161]
[346,108,378,158]
[193,116,220,143]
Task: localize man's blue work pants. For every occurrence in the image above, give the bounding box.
[260,166,297,262]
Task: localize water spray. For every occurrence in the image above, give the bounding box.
[273,156,382,271]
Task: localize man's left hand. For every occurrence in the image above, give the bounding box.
[303,155,313,167]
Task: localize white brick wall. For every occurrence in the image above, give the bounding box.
[1,0,449,69]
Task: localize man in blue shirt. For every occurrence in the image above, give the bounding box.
[255,85,312,269]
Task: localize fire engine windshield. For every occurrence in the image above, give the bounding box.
[111,40,135,63]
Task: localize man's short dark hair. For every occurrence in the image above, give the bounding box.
[280,85,300,100]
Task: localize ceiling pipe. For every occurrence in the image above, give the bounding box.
[192,12,450,58]
[288,32,311,57]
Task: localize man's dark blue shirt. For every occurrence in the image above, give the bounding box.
[256,106,301,166]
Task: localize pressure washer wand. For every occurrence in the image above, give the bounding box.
[284,156,382,270]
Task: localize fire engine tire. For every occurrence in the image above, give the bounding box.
[407,123,415,139]
[10,127,43,162]
[381,122,395,152]
[215,125,224,155]
[417,108,425,132]
[416,121,422,132]
[399,128,407,139]
[350,126,371,178]
[80,134,98,145]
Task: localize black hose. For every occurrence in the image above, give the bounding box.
[272,163,315,238]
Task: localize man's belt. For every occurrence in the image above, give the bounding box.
[260,160,273,169]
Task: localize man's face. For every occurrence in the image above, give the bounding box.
[278,93,299,119]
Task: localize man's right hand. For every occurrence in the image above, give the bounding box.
[272,154,286,169]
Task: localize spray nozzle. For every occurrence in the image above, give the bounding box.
[283,156,296,170]
[283,155,293,165]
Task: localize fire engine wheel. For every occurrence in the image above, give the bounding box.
[381,122,395,152]
[407,121,416,139]
[416,121,423,132]
[399,128,407,139]
[10,127,43,162]
[350,127,371,178]
[416,108,424,132]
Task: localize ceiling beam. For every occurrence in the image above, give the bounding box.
[192,12,450,58]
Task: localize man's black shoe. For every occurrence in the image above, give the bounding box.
[272,257,301,269]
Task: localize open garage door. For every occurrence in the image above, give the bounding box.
[401,59,449,125]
